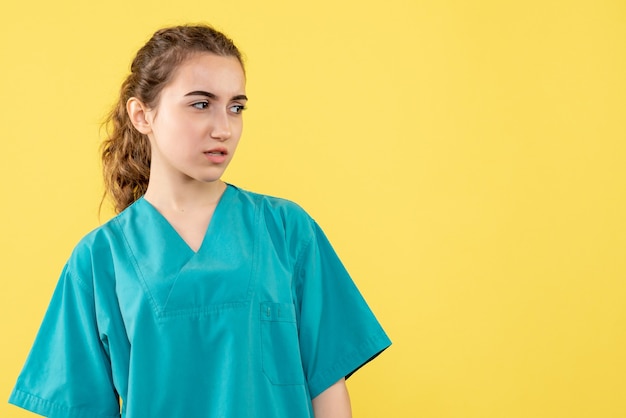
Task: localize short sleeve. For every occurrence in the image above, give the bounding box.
[8,264,121,418]
[293,221,391,399]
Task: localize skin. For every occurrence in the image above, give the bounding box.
[127,52,352,415]
[312,378,352,418]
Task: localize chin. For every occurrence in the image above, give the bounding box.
[195,176,223,184]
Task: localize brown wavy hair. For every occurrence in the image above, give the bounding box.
[101,24,244,213]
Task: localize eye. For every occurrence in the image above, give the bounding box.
[192,101,209,109]
[229,104,247,114]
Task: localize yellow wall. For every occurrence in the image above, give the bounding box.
[1,1,625,417]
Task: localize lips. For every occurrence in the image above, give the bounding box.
[204,147,228,156]
[204,147,228,164]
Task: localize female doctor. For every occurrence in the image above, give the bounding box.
[9,24,390,418]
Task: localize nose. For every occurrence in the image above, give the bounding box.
[210,109,232,141]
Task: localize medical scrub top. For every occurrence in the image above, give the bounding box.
[9,184,391,418]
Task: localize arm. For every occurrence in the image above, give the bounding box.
[312,378,352,418]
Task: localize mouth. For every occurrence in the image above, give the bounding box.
[203,147,229,164]
[204,148,228,156]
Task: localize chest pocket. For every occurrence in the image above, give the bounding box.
[260,302,305,385]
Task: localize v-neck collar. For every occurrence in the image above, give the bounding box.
[137,183,235,255]
[112,183,258,318]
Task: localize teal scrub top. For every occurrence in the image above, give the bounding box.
[9,185,391,418]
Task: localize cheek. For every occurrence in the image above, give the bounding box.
[172,115,208,139]
[232,119,244,136]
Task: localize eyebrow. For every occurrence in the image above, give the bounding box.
[184,91,248,101]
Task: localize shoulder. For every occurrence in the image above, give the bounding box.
[230,184,316,231]
[65,203,138,282]
[230,185,325,261]
[230,184,308,214]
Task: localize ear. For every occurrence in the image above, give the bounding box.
[126,97,152,135]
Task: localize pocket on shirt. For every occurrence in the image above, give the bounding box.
[260,302,305,385]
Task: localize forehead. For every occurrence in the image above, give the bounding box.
[165,52,246,94]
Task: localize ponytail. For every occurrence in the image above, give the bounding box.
[101,76,151,214]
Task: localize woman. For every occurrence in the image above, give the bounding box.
[9,24,391,418]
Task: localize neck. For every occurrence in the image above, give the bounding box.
[143,176,226,213]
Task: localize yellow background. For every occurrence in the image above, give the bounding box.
[1,1,625,417]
